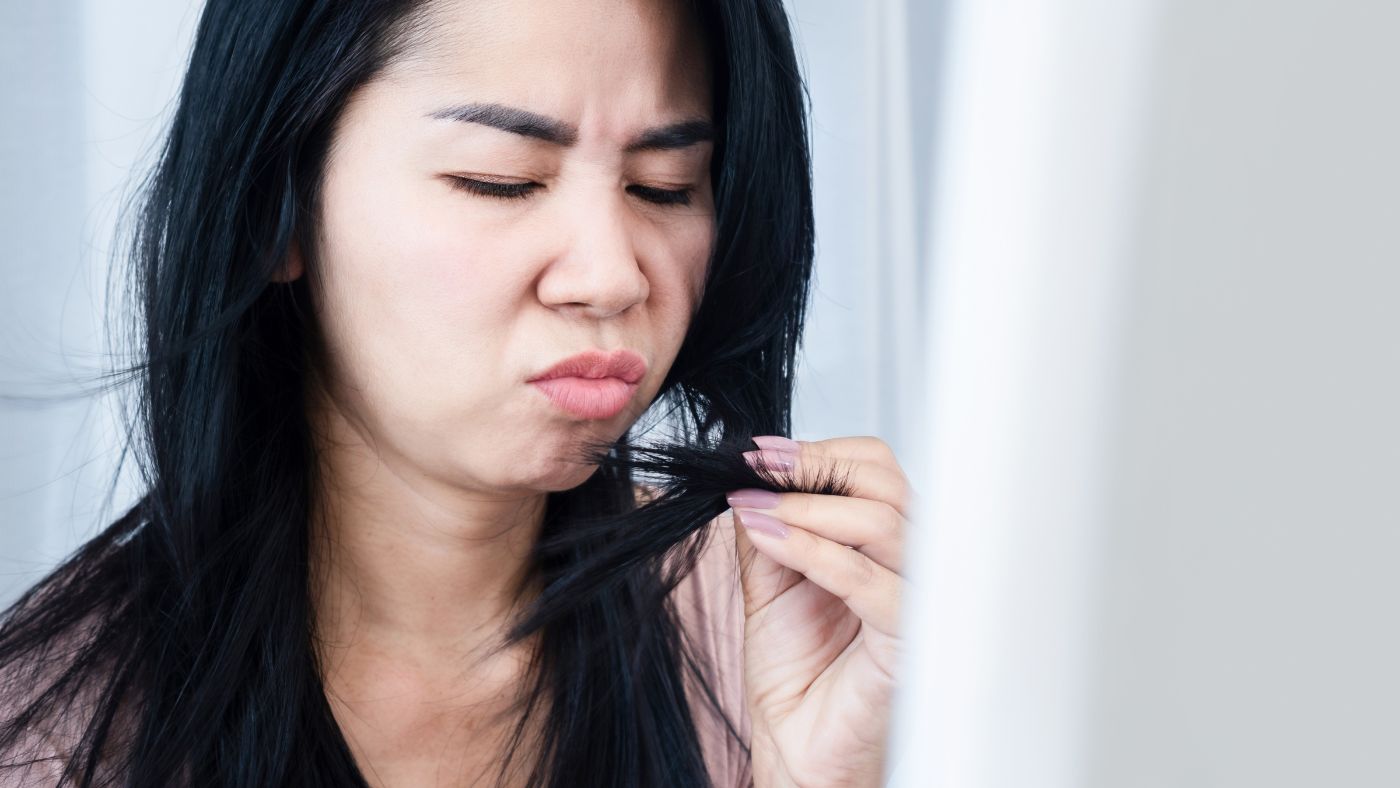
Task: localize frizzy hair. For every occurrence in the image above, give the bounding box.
[0,0,833,785]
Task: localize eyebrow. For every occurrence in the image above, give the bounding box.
[426,102,715,153]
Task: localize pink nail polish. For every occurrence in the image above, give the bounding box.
[752,435,800,452]
[726,488,782,509]
[743,449,796,472]
[736,509,789,539]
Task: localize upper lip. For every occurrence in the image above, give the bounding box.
[528,348,648,384]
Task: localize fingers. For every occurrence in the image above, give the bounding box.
[725,491,905,574]
[735,435,911,636]
[784,435,908,485]
[724,510,806,618]
[746,439,914,520]
[734,509,903,637]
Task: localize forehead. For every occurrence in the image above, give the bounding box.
[382,0,713,129]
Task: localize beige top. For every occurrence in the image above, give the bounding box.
[1,514,752,787]
[672,513,754,788]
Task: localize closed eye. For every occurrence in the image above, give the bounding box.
[447,176,692,207]
[447,177,539,200]
[628,185,693,206]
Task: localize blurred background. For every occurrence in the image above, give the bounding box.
[2,1,1397,787]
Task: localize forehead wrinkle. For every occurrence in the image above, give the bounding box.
[380,0,713,148]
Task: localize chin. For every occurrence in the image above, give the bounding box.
[490,452,604,494]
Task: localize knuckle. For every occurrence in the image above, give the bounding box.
[841,548,877,590]
[896,479,915,515]
[867,435,897,460]
[789,492,815,520]
[877,502,904,542]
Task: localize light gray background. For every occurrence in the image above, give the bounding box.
[895,1,1399,786]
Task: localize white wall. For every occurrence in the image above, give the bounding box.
[1,2,91,594]
[0,1,197,607]
[784,0,938,459]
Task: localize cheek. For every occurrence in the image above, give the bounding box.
[681,226,714,311]
[315,176,524,402]
[334,167,523,309]
[646,214,713,309]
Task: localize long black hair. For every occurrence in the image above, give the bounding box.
[0,0,823,785]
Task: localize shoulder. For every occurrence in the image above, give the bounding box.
[0,619,98,785]
[0,599,137,786]
[0,674,68,786]
[632,481,662,507]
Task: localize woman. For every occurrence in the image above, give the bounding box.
[0,0,911,785]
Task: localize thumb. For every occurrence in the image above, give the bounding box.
[726,508,803,617]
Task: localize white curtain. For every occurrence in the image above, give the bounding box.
[892,1,1159,784]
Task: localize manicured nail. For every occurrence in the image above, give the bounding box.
[735,509,789,539]
[743,449,796,472]
[726,488,781,509]
[752,435,800,452]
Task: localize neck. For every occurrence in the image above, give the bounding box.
[306,395,547,678]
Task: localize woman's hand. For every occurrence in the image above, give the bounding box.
[725,435,911,788]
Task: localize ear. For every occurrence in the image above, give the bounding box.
[270,239,305,283]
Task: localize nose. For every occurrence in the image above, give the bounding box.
[536,190,650,319]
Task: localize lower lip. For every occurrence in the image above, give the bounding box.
[529,376,639,420]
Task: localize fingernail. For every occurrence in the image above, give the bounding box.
[743,449,796,472]
[735,509,789,539]
[752,435,800,453]
[726,488,781,509]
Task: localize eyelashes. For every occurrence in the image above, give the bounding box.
[447,176,694,207]
[449,177,538,201]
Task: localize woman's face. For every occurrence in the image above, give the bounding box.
[299,0,714,493]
